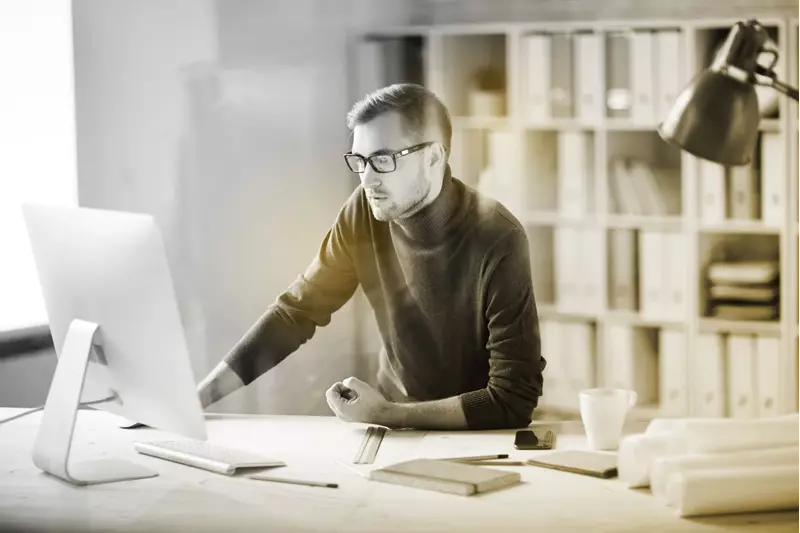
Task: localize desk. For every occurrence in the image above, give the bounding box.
[0,408,797,532]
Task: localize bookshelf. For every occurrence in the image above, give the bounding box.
[353,15,799,420]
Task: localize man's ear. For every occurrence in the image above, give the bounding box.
[428,142,446,168]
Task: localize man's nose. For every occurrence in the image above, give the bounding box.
[360,166,382,189]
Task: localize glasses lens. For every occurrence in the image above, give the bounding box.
[345,155,365,173]
[370,154,395,173]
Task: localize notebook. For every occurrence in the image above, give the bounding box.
[526,450,618,479]
[368,459,521,496]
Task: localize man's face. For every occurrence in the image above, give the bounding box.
[351,112,432,222]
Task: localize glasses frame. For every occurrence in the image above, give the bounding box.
[343,141,436,174]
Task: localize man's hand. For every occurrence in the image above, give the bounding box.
[325,377,398,426]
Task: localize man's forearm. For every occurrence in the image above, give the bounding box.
[381,396,468,430]
[197,361,245,408]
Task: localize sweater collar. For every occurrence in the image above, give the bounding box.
[390,165,460,244]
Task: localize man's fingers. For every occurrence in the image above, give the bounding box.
[343,376,367,393]
[326,384,349,420]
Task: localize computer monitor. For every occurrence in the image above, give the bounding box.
[21,203,207,486]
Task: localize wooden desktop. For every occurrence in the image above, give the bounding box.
[0,408,796,532]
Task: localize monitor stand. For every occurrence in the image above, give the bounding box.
[32,318,159,486]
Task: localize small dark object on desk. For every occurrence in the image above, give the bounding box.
[119,421,149,429]
[514,429,554,450]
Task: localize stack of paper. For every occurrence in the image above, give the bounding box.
[706,261,780,321]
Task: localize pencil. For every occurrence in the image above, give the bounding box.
[440,454,510,462]
[249,475,338,489]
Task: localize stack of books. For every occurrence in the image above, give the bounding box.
[706,261,780,321]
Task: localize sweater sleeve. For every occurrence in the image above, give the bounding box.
[222,188,362,385]
[459,228,545,430]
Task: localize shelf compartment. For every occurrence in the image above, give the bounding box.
[698,233,781,322]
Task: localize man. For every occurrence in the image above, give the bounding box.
[197,83,545,430]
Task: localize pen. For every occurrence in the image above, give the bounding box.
[462,460,525,466]
[440,454,510,463]
[249,475,338,489]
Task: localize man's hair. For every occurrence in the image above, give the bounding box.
[346,83,452,155]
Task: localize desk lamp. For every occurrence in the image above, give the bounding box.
[658,19,799,165]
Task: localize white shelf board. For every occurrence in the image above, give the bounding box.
[759,118,782,132]
[452,116,510,130]
[603,120,660,131]
[522,211,598,226]
[602,311,685,328]
[606,215,684,231]
[698,318,782,335]
[523,118,598,131]
[697,220,783,235]
[538,304,599,321]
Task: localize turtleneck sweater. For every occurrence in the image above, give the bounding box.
[223,167,545,430]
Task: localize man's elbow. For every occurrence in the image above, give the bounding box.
[484,390,538,430]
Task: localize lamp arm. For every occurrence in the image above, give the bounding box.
[752,64,799,101]
[772,78,799,101]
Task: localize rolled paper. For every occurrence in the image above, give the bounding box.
[665,464,799,518]
[651,446,799,500]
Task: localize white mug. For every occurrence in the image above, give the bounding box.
[579,388,638,451]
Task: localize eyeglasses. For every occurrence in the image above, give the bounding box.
[343,141,436,174]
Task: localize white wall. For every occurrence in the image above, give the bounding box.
[71,0,423,415]
[0,0,78,332]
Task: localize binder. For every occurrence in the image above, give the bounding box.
[662,232,686,320]
[698,159,727,223]
[755,336,781,418]
[557,132,593,218]
[639,230,665,319]
[602,323,632,389]
[524,133,559,211]
[608,228,639,311]
[605,32,631,118]
[549,33,574,118]
[693,333,727,417]
[581,228,605,313]
[727,162,760,220]
[575,33,602,122]
[540,319,566,408]
[529,229,555,305]
[760,133,785,226]
[726,334,757,418]
[629,160,666,215]
[604,324,657,404]
[655,30,683,122]
[555,227,580,312]
[631,31,656,124]
[610,158,643,214]
[659,328,688,416]
[524,33,551,123]
[565,322,595,409]
[448,129,485,188]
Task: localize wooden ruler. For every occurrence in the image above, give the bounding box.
[353,425,387,464]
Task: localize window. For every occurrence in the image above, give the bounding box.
[0,0,78,334]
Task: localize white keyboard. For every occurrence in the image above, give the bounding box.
[133,440,286,476]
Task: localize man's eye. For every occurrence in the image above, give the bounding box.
[372,155,393,165]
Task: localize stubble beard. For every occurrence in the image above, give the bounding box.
[369,169,431,222]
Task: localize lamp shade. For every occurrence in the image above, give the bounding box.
[658,69,761,166]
